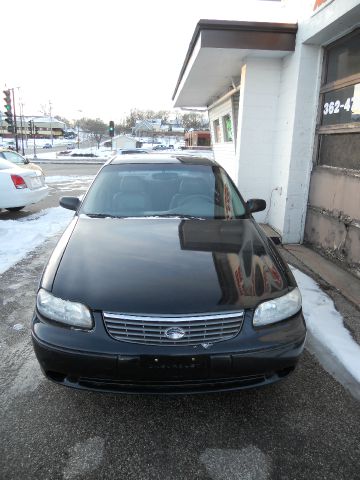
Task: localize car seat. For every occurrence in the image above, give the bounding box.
[112,175,151,215]
[169,177,211,210]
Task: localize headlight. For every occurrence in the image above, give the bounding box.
[36,289,93,329]
[253,287,302,327]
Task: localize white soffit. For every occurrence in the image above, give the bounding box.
[173,20,297,109]
[174,33,291,108]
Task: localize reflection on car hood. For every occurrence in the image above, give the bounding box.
[51,217,292,314]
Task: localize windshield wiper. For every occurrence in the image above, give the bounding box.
[84,213,208,220]
[153,214,206,220]
[84,213,121,218]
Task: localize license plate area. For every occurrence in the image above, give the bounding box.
[141,355,208,378]
[29,177,42,189]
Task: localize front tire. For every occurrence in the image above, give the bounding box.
[6,206,25,212]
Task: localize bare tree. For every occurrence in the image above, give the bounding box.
[54,115,70,126]
[39,104,49,116]
[78,118,108,148]
[180,112,209,130]
[121,109,171,130]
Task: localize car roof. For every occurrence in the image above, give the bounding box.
[0,158,22,169]
[0,147,25,155]
[109,154,216,166]
[0,147,16,152]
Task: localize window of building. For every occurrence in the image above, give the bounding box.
[326,32,360,84]
[213,119,221,143]
[222,114,233,142]
[317,29,360,170]
[321,83,360,126]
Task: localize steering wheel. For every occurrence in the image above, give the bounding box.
[177,194,214,206]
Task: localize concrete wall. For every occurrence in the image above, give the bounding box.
[305,166,360,276]
[280,43,322,243]
[235,57,282,224]
[231,46,321,237]
[298,0,360,273]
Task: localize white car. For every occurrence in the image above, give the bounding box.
[0,148,44,175]
[0,158,49,212]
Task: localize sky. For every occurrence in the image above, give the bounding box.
[2,0,300,123]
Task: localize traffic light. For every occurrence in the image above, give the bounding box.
[28,120,33,136]
[109,120,114,138]
[3,89,14,133]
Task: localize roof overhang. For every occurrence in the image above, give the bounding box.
[173,19,297,108]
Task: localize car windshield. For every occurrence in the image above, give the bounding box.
[80,163,247,219]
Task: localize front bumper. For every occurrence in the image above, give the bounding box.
[32,310,306,394]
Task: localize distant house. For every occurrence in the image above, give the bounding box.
[112,134,139,150]
[133,119,162,136]
[184,130,211,148]
[0,115,66,139]
[29,117,66,138]
[133,118,185,136]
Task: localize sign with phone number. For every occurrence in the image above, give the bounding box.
[321,83,360,126]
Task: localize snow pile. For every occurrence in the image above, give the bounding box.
[46,175,94,184]
[46,175,94,192]
[292,266,360,383]
[0,207,73,274]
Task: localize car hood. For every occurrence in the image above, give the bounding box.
[50,217,292,314]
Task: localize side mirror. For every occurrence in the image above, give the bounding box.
[246,198,266,214]
[23,158,30,164]
[60,196,81,211]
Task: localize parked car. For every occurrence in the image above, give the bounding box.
[0,148,44,175]
[0,158,49,211]
[117,148,149,155]
[42,143,52,149]
[152,144,169,150]
[64,132,76,139]
[32,155,306,394]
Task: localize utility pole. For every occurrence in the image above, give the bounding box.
[76,110,82,149]
[10,88,19,152]
[17,88,25,155]
[22,103,28,149]
[33,123,37,158]
[49,100,53,146]
[28,120,37,158]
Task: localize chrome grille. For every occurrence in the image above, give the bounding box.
[103,311,244,346]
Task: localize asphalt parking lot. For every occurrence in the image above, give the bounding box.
[0,163,359,480]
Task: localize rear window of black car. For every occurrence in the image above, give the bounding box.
[80,163,246,219]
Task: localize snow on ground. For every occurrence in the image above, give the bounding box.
[46,175,94,185]
[33,147,113,161]
[46,175,94,193]
[0,207,73,275]
[291,266,360,383]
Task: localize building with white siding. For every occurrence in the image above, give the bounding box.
[173,0,360,277]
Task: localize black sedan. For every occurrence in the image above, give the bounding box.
[32,155,306,394]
